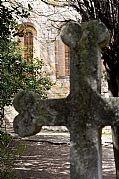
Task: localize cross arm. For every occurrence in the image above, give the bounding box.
[102,97,119,125]
[91,92,119,126]
[13,90,69,137]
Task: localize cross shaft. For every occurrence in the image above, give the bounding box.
[13,20,119,179]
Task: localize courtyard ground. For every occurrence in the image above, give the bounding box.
[9,131,116,179]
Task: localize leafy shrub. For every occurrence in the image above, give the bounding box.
[0,1,53,178]
[0,131,26,179]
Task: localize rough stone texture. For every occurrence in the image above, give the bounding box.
[13,20,119,179]
[15,0,81,99]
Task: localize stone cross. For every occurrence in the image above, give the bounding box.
[13,20,119,179]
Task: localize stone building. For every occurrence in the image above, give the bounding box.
[4,0,80,129]
[17,0,81,98]
[5,0,109,131]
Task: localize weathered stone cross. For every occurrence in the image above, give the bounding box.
[13,20,119,179]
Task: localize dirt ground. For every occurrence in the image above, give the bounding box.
[9,132,116,179]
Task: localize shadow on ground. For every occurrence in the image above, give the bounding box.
[9,133,116,179]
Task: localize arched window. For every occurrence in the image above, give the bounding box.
[55,40,70,78]
[18,22,37,61]
[65,44,70,76]
[24,31,33,60]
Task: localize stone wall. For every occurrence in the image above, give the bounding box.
[16,0,80,98]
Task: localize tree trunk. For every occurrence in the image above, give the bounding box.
[104,57,119,179]
[108,77,119,178]
[112,126,119,179]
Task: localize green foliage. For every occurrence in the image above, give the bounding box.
[2,42,53,106]
[0,0,53,108]
[0,131,26,179]
[0,0,52,178]
[0,0,30,40]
